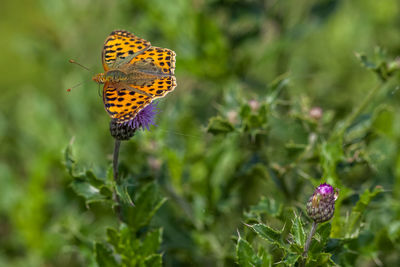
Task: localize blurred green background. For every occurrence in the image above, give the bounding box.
[1,0,400,266]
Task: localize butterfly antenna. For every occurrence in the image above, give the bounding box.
[69,59,91,72]
[66,81,87,92]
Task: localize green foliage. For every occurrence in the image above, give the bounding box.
[65,143,166,266]
[237,186,382,266]
[95,227,163,267]
[2,0,400,266]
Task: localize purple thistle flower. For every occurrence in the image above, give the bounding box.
[125,102,158,131]
[316,183,334,195]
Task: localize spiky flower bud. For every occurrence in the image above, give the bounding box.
[306,183,338,223]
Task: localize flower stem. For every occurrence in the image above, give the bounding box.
[301,221,318,266]
[113,139,123,221]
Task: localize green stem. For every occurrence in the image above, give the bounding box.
[113,139,123,221]
[300,221,318,267]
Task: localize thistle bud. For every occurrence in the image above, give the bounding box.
[306,183,338,223]
[110,119,136,140]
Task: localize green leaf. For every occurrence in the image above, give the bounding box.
[86,170,105,188]
[355,52,377,70]
[346,186,383,237]
[249,223,284,249]
[63,143,75,176]
[125,183,167,230]
[309,223,332,255]
[283,253,300,266]
[372,107,395,138]
[106,228,120,248]
[207,116,235,135]
[291,214,305,247]
[143,254,162,267]
[317,223,332,245]
[100,186,113,198]
[236,235,260,267]
[320,138,343,182]
[140,228,163,256]
[95,242,118,267]
[115,183,134,206]
[249,197,282,218]
[307,252,334,267]
[258,249,273,267]
[70,179,107,205]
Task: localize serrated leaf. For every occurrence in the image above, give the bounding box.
[115,183,134,206]
[236,236,260,267]
[124,183,167,230]
[308,223,332,255]
[70,179,107,204]
[95,242,118,267]
[140,228,163,256]
[317,223,332,244]
[249,197,282,218]
[86,170,105,188]
[267,73,290,105]
[207,116,235,135]
[346,186,383,237]
[283,253,300,266]
[258,249,273,267]
[100,186,113,198]
[307,252,333,267]
[144,254,162,267]
[291,215,305,247]
[249,223,284,248]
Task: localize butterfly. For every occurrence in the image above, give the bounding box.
[92,30,176,123]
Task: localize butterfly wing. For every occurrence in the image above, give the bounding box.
[127,76,177,99]
[129,46,176,75]
[103,82,152,122]
[124,46,177,98]
[102,30,151,71]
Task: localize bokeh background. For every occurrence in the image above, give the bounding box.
[1,0,400,266]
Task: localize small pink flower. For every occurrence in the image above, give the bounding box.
[309,107,323,120]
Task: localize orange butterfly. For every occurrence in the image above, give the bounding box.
[93,30,176,123]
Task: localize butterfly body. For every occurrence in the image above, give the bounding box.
[93,30,176,123]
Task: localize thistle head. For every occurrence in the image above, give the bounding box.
[110,102,158,140]
[306,183,338,223]
[125,102,158,131]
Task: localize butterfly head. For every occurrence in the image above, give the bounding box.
[92,73,106,84]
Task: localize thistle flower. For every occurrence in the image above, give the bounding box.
[125,102,158,131]
[306,183,338,223]
[110,102,158,140]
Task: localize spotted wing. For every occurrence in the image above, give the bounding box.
[103,82,152,122]
[102,30,151,71]
[127,76,177,99]
[129,46,176,75]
